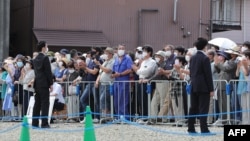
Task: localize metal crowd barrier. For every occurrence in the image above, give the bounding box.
[0,79,249,126]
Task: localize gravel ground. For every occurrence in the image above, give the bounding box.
[0,120,224,141]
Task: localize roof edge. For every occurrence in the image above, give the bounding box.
[33,28,103,33]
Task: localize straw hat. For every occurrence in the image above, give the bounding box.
[224,46,241,56]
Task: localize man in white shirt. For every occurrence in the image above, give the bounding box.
[132,45,157,118]
[50,76,65,111]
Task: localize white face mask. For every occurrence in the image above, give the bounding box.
[175,59,179,65]
[165,51,171,57]
[174,52,178,56]
[58,62,63,67]
[142,52,148,58]
[101,54,108,60]
[86,58,91,65]
[25,63,31,70]
[45,47,49,53]
[118,50,125,56]
[155,57,160,63]
[241,46,248,53]
[185,55,191,62]
[68,69,74,73]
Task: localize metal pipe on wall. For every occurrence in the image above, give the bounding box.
[209,0,213,40]
[199,0,203,37]
[173,0,178,23]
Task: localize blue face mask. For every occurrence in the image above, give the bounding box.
[16,61,24,68]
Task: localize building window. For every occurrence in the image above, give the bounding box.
[212,0,242,31]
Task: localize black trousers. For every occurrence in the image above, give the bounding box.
[188,92,210,132]
[23,90,34,115]
[53,99,65,111]
[32,88,50,126]
[137,83,148,117]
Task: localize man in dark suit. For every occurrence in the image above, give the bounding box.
[32,41,53,128]
[187,37,214,134]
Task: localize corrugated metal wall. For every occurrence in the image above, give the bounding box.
[34,0,211,52]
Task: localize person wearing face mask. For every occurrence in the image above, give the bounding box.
[177,49,193,122]
[84,51,91,66]
[146,50,170,124]
[54,60,68,83]
[157,44,176,122]
[213,50,237,125]
[111,44,133,119]
[206,49,219,124]
[187,37,214,134]
[174,46,185,57]
[13,55,25,119]
[65,61,80,122]
[94,47,115,121]
[18,60,35,116]
[166,56,187,126]
[79,49,101,123]
[132,45,157,121]
[32,41,53,128]
[59,49,70,64]
[2,59,15,120]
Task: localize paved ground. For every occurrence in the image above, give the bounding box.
[0,120,224,141]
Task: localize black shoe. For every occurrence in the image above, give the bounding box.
[168,119,175,123]
[187,130,198,135]
[187,129,197,134]
[172,124,183,127]
[41,125,50,128]
[50,119,54,124]
[31,125,40,129]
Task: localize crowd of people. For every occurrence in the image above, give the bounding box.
[0,38,250,130]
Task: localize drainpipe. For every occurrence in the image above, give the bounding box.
[243,0,246,42]
[199,0,203,37]
[137,9,158,47]
[209,0,213,40]
[173,0,178,23]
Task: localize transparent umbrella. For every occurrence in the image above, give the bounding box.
[208,37,237,50]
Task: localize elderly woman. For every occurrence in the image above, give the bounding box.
[18,60,35,116]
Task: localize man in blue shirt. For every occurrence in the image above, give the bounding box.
[111,44,133,119]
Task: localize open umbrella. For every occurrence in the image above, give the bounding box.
[208,37,237,50]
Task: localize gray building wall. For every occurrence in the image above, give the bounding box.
[33,0,211,52]
[0,0,10,62]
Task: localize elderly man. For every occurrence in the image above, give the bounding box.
[94,47,115,118]
[111,44,133,119]
[148,50,169,123]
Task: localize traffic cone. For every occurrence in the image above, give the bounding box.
[84,106,96,141]
[20,116,30,141]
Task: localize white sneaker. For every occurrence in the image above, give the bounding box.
[136,119,146,124]
[80,119,85,124]
[93,118,99,123]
